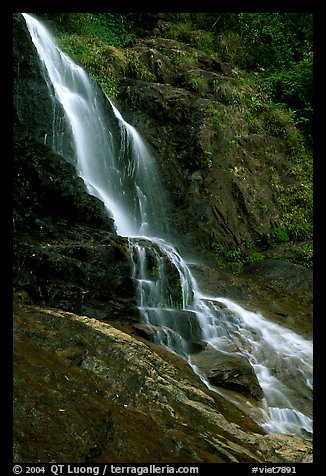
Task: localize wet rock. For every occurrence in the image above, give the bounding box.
[13,13,71,150]
[191,346,264,400]
[13,140,137,318]
[132,322,158,341]
[189,260,312,339]
[13,234,137,317]
[13,140,115,233]
[256,434,313,463]
[13,304,312,463]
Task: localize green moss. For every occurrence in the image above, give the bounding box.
[186,75,207,95]
[49,13,133,48]
[246,252,264,265]
[271,227,289,245]
[124,50,156,81]
[201,151,213,169]
[150,266,161,279]
[211,244,226,271]
[255,201,269,215]
[163,21,215,54]
[57,34,124,100]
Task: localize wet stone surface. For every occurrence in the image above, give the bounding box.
[13,303,313,463]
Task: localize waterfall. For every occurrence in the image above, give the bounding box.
[21,13,169,240]
[22,13,313,439]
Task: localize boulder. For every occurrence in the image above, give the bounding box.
[191,345,264,400]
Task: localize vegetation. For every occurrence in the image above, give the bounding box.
[38,13,136,99]
[39,13,133,47]
[164,13,313,147]
[211,243,266,274]
[41,13,312,129]
[160,13,313,268]
[36,12,312,268]
[40,12,312,144]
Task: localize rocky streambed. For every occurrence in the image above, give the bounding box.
[13,301,312,463]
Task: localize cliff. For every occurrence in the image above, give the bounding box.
[12,13,313,463]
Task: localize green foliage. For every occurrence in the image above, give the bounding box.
[150,266,161,279]
[293,242,313,268]
[225,247,242,263]
[217,31,253,70]
[219,165,230,174]
[211,244,226,271]
[272,150,313,244]
[259,51,313,141]
[163,19,215,54]
[166,13,238,33]
[225,13,312,71]
[226,91,246,106]
[259,104,296,138]
[211,244,262,273]
[168,50,199,70]
[271,227,289,245]
[205,104,223,133]
[246,252,264,265]
[41,14,136,102]
[250,95,265,112]
[281,209,313,241]
[175,278,184,309]
[57,34,123,99]
[201,151,213,169]
[214,13,313,143]
[44,13,133,48]
[47,12,312,143]
[185,74,207,95]
[124,50,156,81]
[255,201,269,215]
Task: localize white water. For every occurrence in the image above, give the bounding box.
[22,13,313,438]
[22,13,168,239]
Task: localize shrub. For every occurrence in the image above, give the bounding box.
[271,227,289,245]
[246,252,264,265]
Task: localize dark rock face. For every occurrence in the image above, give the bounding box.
[13,141,114,232]
[114,38,299,261]
[117,77,282,260]
[191,346,264,400]
[189,259,313,340]
[13,140,137,318]
[13,13,69,148]
[13,13,138,321]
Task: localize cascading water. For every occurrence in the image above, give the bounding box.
[21,13,169,240]
[22,13,313,439]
